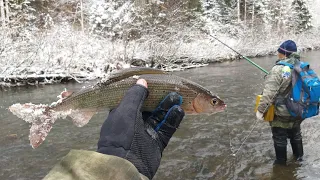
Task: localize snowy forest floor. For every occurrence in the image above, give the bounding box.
[1,25,320,87]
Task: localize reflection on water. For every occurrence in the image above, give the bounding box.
[1,51,320,180]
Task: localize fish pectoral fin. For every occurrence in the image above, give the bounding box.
[61,91,74,98]
[69,109,97,127]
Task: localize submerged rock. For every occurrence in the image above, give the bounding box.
[131,59,146,67]
[6,134,18,140]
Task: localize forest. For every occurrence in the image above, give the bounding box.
[0,0,319,85]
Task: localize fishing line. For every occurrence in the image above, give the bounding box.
[190,25,269,156]
[197,28,269,75]
[231,117,261,156]
[210,105,261,178]
[211,108,238,179]
[230,80,286,156]
[226,108,235,154]
[211,108,263,179]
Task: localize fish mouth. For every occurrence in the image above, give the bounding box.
[217,104,227,112]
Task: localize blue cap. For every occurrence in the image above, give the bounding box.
[277,40,297,57]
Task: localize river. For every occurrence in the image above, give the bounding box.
[1,51,320,180]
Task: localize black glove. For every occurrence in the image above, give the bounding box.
[97,81,185,179]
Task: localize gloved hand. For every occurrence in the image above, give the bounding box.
[97,79,185,179]
[256,111,264,120]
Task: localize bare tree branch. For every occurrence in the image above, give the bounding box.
[0,0,5,26]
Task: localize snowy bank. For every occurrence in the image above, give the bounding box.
[1,0,320,87]
[1,25,320,87]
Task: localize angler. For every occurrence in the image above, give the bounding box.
[256,40,320,165]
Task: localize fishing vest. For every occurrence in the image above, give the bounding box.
[276,60,320,120]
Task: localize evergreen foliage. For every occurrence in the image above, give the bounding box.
[0,0,317,37]
[291,0,312,33]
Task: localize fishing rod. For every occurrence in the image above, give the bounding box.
[199,29,269,75]
[196,29,272,158]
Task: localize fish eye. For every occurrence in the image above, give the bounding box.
[211,98,218,105]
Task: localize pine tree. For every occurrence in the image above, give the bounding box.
[254,0,292,32]
[202,0,234,23]
[291,0,312,33]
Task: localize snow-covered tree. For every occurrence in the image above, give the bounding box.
[202,0,235,23]
[88,0,133,38]
[87,0,199,41]
[290,0,312,33]
[253,0,292,32]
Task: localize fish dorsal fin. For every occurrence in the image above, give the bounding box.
[96,67,168,87]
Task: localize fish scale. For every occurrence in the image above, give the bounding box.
[54,74,200,112]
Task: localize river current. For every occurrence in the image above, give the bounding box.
[1,51,320,180]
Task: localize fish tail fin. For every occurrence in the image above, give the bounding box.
[9,103,58,149]
[29,115,55,149]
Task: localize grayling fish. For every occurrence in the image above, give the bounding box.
[9,68,226,148]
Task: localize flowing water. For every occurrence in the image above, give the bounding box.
[1,51,320,180]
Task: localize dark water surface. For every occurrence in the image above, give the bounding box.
[1,51,320,180]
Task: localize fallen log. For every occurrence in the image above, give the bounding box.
[0,74,89,87]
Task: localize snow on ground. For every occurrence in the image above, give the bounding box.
[1,23,320,86]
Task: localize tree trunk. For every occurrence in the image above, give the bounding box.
[278,0,282,32]
[237,0,240,22]
[252,0,255,25]
[5,0,8,22]
[0,0,5,26]
[80,0,84,32]
[244,0,247,24]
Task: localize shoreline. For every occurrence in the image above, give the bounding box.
[1,24,320,88]
[1,47,319,88]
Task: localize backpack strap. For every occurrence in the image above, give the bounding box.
[300,61,309,69]
[275,61,294,101]
[276,61,294,69]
